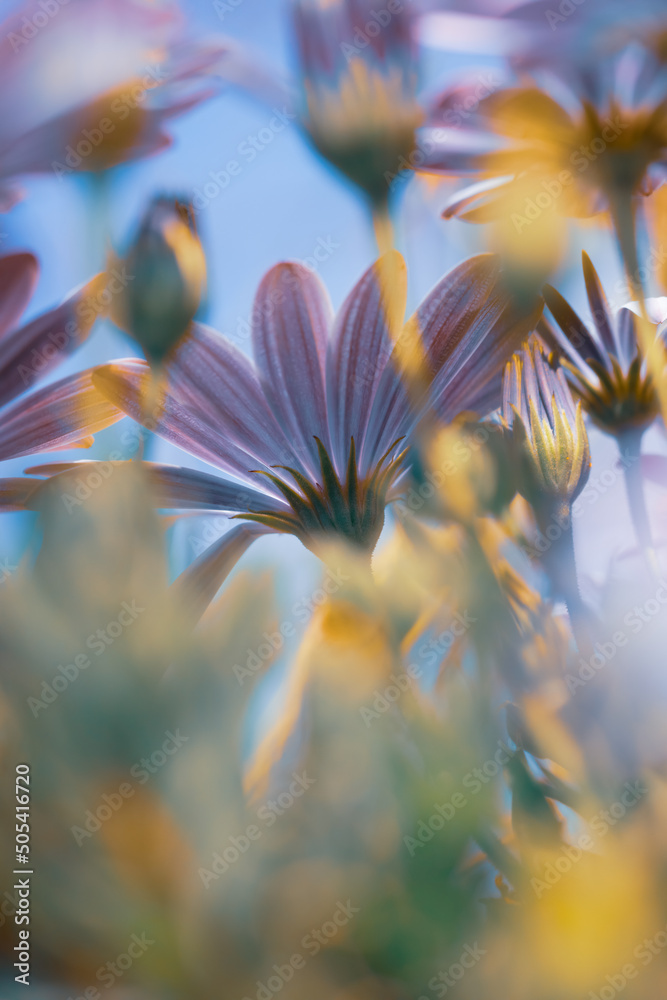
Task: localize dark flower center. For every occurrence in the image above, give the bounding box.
[236,436,406,553]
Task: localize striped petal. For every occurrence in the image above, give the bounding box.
[252,263,332,476]
[616,307,640,369]
[23,460,286,515]
[327,251,407,475]
[414,254,541,420]
[0,366,124,462]
[0,272,107,409]
[432,295,543,421]
[93,360,283,495]
[172,522,272,622]
[581,252,616,360]
[166,323,298,471]
[0,252,38,340]
[543,284,607,368]
[142,463,285,513]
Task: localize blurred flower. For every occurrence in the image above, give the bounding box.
[111,195,207,365]
[0,0,225,207]
[422,52,667,288]
[506,0,667,86]
[503,336,590,521]
[293,0,422,208]
[0,251,121,476]
[540,252,666,439]
[424,417,518,524]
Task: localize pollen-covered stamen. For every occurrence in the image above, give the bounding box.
[236,435,407,550]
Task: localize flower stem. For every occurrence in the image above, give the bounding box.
[371,198,394,255]
[618,429,657,575]
[541,504,591,651]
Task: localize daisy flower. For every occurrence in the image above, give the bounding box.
[0,0,225,208]
[293,0,422,211]
[23,252,541,602]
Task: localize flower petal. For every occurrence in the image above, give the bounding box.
[172,522,271,622]
[142,463,286,513]
[543,283,607,367]
[93,359,284,495]
[23,459,286,515]
[0,252,38,340]
[252,262,332,476]
[327,251,407,474]
[0,366,124,462]
[581,251,616,359]
[0,476,41,511]
[166,323,298,471]
[0,272,107,409]
[412,254,541,421]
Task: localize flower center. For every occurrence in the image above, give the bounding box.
[237,436,406,553]
[569,355,659,434]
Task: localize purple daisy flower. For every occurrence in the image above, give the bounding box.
[293,0,422,206]
[419,36,667,253]
[0,0,226,209]
[23,252,541,603]
[539,252,667,441]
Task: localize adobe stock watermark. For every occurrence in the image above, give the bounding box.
[0,558,17,585]
[241,900,359,1000]
[385,73,501,194]
[198,771,316,887]
[590,918,667,1000]
[531,780,647,898]
[418,941,487,998]
[7,0,71,53]
[404,740,517,856]
[213,0,243,21]
[65,932,154,999]
[394,423,503,520]
[222,238,341,346]
[545,0,586,31]
[60,400,163,512]
[233,567,350,684]
[603,242,667,312]
[340,0,412,61]
[190,107,296,213]
[566,579,667,694]
[27,600,144,716]
[70,730,189,845]
[512,116,628,233]
[359,610,476,726]
[51,66,167,179]
[359,664,422,726]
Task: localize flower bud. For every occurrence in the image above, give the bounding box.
[503,337,590,524]
[112,195,206,363]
